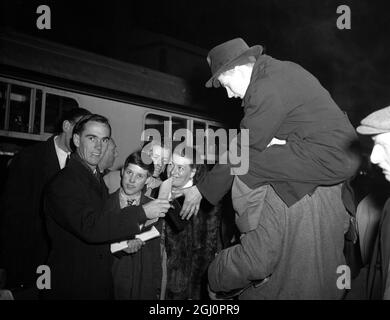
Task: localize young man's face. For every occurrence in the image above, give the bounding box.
[217,66,250,99]
[371,132,390,182]
[121,163,150,196]
[73,121,110,170]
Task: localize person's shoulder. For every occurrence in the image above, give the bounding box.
[13,137,53,161]
[47,160,81,188]
[104,169,121,183]
[105,169,120,178]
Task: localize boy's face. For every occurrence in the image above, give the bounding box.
[121,163,150,196]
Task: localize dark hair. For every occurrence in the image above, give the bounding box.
[72,114,112,137]
[55,107,91,133]
[123,150,154,176]
[171,142,208,184]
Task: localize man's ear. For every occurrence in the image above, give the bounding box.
[190,167,196,179]
[73,133,80,148]
[63,120,71,133]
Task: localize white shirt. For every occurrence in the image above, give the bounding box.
[54,135,70,169]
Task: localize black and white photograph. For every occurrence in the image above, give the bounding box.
[0,0,390,310]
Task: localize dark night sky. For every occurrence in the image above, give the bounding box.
[1,0,390,127]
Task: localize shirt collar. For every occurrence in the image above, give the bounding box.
[241,54,270,108]
[119,188,141,206]
[54,135,70,169]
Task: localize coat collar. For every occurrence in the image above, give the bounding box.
[241,54,271,108]
[67,153,106,197]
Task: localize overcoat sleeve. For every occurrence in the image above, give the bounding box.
[44,176,147,244]
[196,163,233,206]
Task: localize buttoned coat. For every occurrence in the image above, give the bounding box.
[43,154,147,299]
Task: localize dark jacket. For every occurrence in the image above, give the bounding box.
[198,54,360,207]
[43,154,147,300]
[163,196,222,299]
[367,198,390,299]
[0,136,58,290]
[110,190,162,300]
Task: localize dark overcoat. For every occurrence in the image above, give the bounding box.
[43,154,147,299]
[198,54,360,207]
[109,190,163,300]
[0,136,58,290]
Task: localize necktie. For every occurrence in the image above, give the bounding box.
[127,199,137,206]
[65,154,70,167]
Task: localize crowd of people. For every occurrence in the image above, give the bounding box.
[0,37,390,300]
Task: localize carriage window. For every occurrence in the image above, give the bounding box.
[207,125,226,163]
[9,85,31,133]
[0,82,7,130]
[33,90,43,134]
[172,117,189,144]
[44,93,79,133]
[193,121,206,159]
[144,114,170,146]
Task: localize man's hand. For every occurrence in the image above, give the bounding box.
[142,199,170,219]
[172,185,202,220]
[123,239,143,254]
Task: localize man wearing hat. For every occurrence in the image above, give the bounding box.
[178,38,360,299]
[357,107,390,299]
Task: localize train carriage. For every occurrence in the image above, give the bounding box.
[0,30,226,170]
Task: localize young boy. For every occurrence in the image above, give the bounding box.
[108,150,162,299]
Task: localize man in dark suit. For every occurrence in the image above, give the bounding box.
[178,38,361,299]
[43,114,170,299]
[0,107,91,299]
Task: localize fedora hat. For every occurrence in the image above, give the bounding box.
[205,38,263,88]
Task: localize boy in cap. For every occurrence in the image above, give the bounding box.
[357,106,390,299]
[179,38,360,299]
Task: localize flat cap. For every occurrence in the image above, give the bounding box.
[356,106,390,135]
